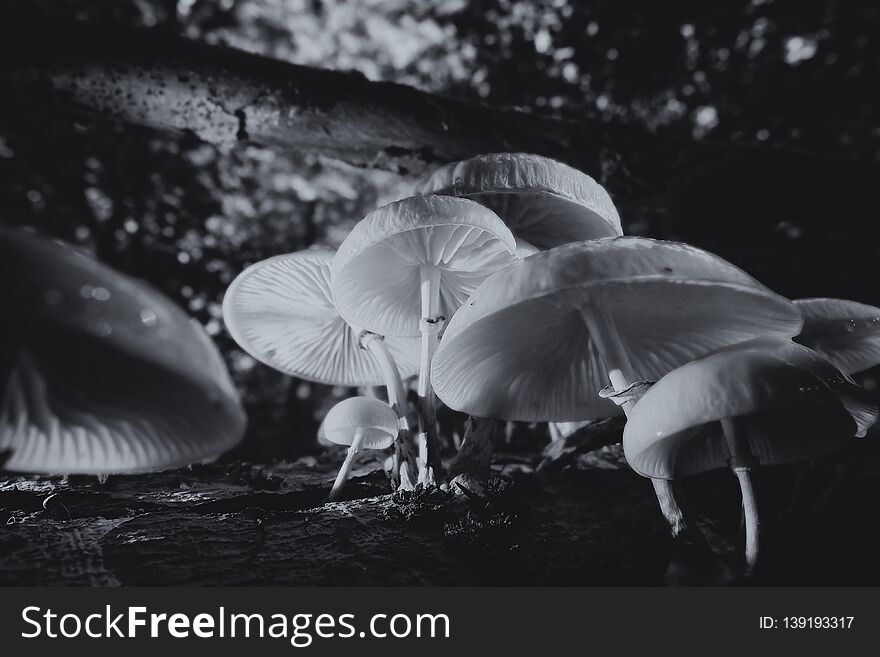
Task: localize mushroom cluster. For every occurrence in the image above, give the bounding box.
[223,153,622,497]
[225,152,878,575]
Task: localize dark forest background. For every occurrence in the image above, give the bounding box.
[2,0,879,462]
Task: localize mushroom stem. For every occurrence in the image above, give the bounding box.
[360,332,417,486]
[578,303,690,537]
[360,332,408,424]
[720,416,760,574]
[577,304,639,408]
[651,478,687,538]
[416,264,442,483]
[328,426,366,501]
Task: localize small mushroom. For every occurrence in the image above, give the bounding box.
[222,249,420,484]
[324,396,400,501]
[332,195,518,483]
[0,227,245,474]
[432,237,802,534]
[414,153,622,249]
[623,338,878,573]
[794,298,880,375]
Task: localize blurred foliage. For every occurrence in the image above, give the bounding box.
[1,0,878,459]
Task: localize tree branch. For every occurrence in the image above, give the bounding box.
[0,19,633,178]
[4,18,880,302]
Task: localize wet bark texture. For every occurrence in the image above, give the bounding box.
[0,20,598,177]
[3,438,880,585]
[1,454,673,586]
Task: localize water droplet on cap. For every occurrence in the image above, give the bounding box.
[140,309,158,326]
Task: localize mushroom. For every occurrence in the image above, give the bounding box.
[432,237,802,534]
[0,226,246,474]
[418,154,615,481]
[623,338,878,573]
[332,195,518,484]
[324,396,400,501]
[792,298,880,506]
[414,153,622,249]
[222,249,420,484]
[794,298,880,375]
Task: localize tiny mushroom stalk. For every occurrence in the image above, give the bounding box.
[324,396,400,501]
[432,237,803,539]
[356,330,409,421]
[356,329,418,485]
[222,249,420,485]
[0,226,246,474]
[623,338,878,574]
[332,195,519,485]
[417,263,442,471]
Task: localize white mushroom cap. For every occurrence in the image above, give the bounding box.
[432,237,803,422]
[222,249,419,386]
[323,396,399,450]
[332,195,518,337]
[623,338,878,480]
[0,227,245,474]
[794,298,880,375]
[413,153,622,249]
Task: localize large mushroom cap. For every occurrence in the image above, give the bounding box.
[0,227,246,474]
[623,338,878,480]
[332,195,518,337]
[413,153,622,249]
[432,237,803,422]
[794,298,880,375]
[323,396,399,450]
[223,249,419,386]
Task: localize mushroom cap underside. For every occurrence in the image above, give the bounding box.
[0,228,245,474]
[223,249,420,386]
[623,339,877,479]
[322,396,399,449]
[0,343,245,474]
[332,195,518,337]
[432,238,802,421]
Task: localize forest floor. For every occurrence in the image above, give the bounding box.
[2,439,880,586]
